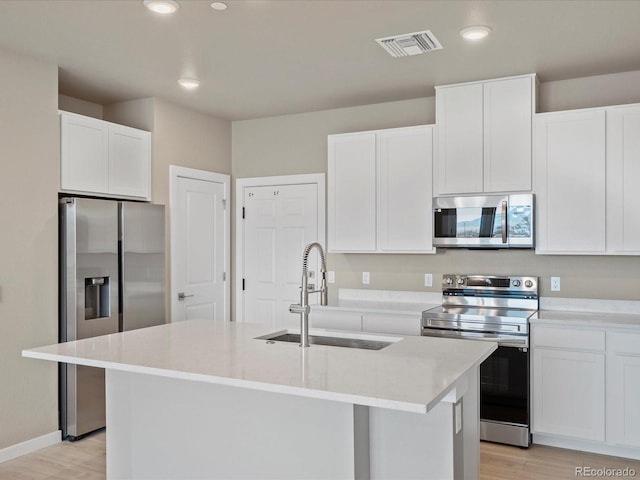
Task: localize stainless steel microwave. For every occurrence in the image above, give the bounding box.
[433,194,534,249]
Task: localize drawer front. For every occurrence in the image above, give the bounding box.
[608,331,640,355]
[309,309,362,332]
[362,313,420,336]
[533,325,605,351]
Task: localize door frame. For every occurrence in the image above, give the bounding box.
[234,173,326,323]
[169,165,231,322]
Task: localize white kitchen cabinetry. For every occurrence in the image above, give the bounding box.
[60,111,151,201]
[362,313,420,336]
[309,309,362,332]
[435,74,536,195]
[607,332,640,448]
[534,109,606,254]
[535,103,640,255]
[606,105,640,254]
[328,125,434,253]
[309,309,422,337]
[532,325,606,441]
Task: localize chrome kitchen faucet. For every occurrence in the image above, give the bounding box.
[289,242,328,347]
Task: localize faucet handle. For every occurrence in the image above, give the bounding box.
[289,303,309,315]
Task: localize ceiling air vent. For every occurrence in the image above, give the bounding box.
[376,30,443,58]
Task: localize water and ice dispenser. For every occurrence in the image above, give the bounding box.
[84,276,110,320]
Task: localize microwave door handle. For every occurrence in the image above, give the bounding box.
[501,201,508,244]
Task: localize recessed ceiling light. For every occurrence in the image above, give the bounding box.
[210,2,228,11]
[178,78,200,90]
[143,0,180,15]
[460,25,492,41]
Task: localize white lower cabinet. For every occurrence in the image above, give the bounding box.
[607,332,640,448]
[362,313,420,336]
[533,345,605,441]
[309,309,361,332]
[309,308,422,336]
[533,323,640,458]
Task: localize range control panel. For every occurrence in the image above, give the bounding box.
[442,275,538,293]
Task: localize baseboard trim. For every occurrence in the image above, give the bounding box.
[0,430,61,464]
[533,434,640,460]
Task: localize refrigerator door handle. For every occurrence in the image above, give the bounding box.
[178,292,195,301]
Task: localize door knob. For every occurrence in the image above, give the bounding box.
[178,292,195,301]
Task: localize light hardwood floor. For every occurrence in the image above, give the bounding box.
[2,432,640,479]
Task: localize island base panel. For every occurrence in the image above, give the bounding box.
[105,369,478,479]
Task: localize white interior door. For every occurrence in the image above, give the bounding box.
[241,183,319,328]
[171,167,229,322]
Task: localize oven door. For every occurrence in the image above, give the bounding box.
[480,345,529,427]
[422,328,531,447]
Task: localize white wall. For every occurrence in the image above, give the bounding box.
[58,93,103,119]
[0,48,59,449]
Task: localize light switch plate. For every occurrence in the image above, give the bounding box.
[327,271,335,284]
[424,273,433,287]
[362,272,370,285]
[551,277,561,291]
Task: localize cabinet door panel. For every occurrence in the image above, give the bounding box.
[328,133,376,252]
[534,110,606,253]
[533,347,605,441]
[608,354,640,447]
[309,309,361,332]
[607,332,640,448]
[60,113,109,194]
[484,77,533,192]
[108,125,151,199]
[436,84,484,194]
[362,313,419,336]
[377,126,434,253]
[606,105,640,253]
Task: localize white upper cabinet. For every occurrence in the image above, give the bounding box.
[483,76,535,192]
[435,74,537,195]
[60,111,151,201]
[435,82,484,194]
[534,109,606,254]
[328,132,377,252]
[60,113,109,194]
[535,103,640,255]
[606,105,640,254]
[328,125,435,254]
[377,126,433,253]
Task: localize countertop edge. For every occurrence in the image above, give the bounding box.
[23,347,434,414]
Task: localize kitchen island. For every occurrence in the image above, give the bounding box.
[23,319,496,479]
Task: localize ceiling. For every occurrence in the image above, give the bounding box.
[0,0,639,121]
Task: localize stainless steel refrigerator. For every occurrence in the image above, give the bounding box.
[59,197,165,440]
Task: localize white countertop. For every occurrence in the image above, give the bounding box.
[23,320,495,414]
[534,310,640,328]
[320,289,640,329]
[534,296,640,328]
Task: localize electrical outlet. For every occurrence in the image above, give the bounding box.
[362,272,370,285]
[424,273,433,287]
[327,271,335,284]
[551,277,561,291]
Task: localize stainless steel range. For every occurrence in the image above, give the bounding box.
[422,274,539,448]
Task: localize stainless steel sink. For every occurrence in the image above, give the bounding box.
[257,331,397,350]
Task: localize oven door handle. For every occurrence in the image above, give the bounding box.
[501,200,508,244]
[421,328,528,348]
[424,318,523,333]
